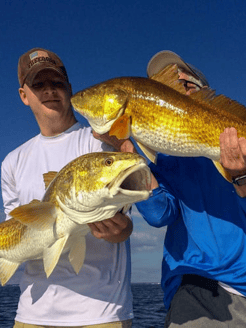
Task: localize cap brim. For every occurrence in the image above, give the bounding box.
[147,50,198,79]
[24,63,67,86]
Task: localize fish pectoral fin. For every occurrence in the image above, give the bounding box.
[68,235,86,274]
[10,202,58,231]
[136,141,157,164]
[212,160,232,182]
[43,171,58,189]
[0,258,20,286]
[109,114,131,139]
[43,235,69,278]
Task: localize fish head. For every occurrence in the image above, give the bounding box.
[52,152,151,221]
[71,82,128,134]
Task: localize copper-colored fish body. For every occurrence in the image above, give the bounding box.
[0,152,151,285]
[71,70,246,180]
[0,219,27,251]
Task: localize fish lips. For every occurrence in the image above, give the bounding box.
[107,162,151,201]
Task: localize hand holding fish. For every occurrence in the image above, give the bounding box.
[0,152,151,285]
[220,127,246,197]
[88,212,133,243]
[93,130,136,153]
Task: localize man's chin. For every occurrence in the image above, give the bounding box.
[43,101,62,110]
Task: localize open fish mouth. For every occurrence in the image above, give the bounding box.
[108,162,151,197]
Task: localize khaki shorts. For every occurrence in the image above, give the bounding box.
[13,319,132,328]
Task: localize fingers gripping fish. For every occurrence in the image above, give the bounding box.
[0,152,151,285]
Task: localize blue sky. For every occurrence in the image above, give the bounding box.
[0,0,246,283]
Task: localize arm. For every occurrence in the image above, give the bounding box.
[1,157,20,220]
[88,212,133,243]
[136,181,180,228]
[220,127,246,197]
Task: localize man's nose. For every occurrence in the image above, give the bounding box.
[43,81,56,92]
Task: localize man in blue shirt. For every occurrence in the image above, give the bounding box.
[95,51,246,327]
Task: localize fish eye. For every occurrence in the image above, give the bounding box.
[105,157,114,166]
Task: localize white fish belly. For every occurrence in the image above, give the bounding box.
[0,227,56,263]
[132,126,220,160]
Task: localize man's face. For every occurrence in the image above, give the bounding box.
[178,70,203,95]
[20,70,72,118]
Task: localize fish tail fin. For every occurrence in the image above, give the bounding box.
[0,258,20,286]
[212,160,232,182]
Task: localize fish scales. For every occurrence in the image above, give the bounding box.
[0,152,151,285]
[111,78,243,156]
[71,75,246,164]
[0,219,27,251]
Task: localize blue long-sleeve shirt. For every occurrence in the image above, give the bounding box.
[136,154,246,309]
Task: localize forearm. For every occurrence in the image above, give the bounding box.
[136,185,179,228]
[220,128,246,198]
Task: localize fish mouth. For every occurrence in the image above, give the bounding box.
[88,118,116,134]
[107,162,151,200]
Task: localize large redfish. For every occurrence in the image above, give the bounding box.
[0,152,150,285]
[71,65,246,182]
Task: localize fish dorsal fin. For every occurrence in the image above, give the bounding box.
[189,87,216,102]
[29,199,42,205]
[109,113,131,139]
[210,95,246,121]
[9,202,57,230]
[43,171,58,189]
[190,89,246,122]
[212,160,232,183]
[151,64,187,95]
[0,258,20,286]
[136,140,157,164]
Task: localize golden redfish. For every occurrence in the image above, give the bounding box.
[0,152,151,285]
[71,65,246,181]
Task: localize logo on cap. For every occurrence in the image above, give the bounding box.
[28,50,56,68]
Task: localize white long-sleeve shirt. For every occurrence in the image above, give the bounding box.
[1,122,133,326]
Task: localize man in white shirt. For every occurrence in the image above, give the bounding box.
[1,48,133,328]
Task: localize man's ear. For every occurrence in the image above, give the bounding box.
[19,88,29,106]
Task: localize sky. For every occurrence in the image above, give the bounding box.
[0,0,246,284]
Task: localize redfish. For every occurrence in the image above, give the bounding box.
[71,65,246,181]
[0,152,150,285]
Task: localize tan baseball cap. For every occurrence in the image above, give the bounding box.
[18,48,69,87]
[147,50,209,87]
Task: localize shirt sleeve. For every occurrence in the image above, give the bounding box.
[136,155,180,228]
[1,156,20,220]
[236,194,246,215]
[136,183,180,228]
